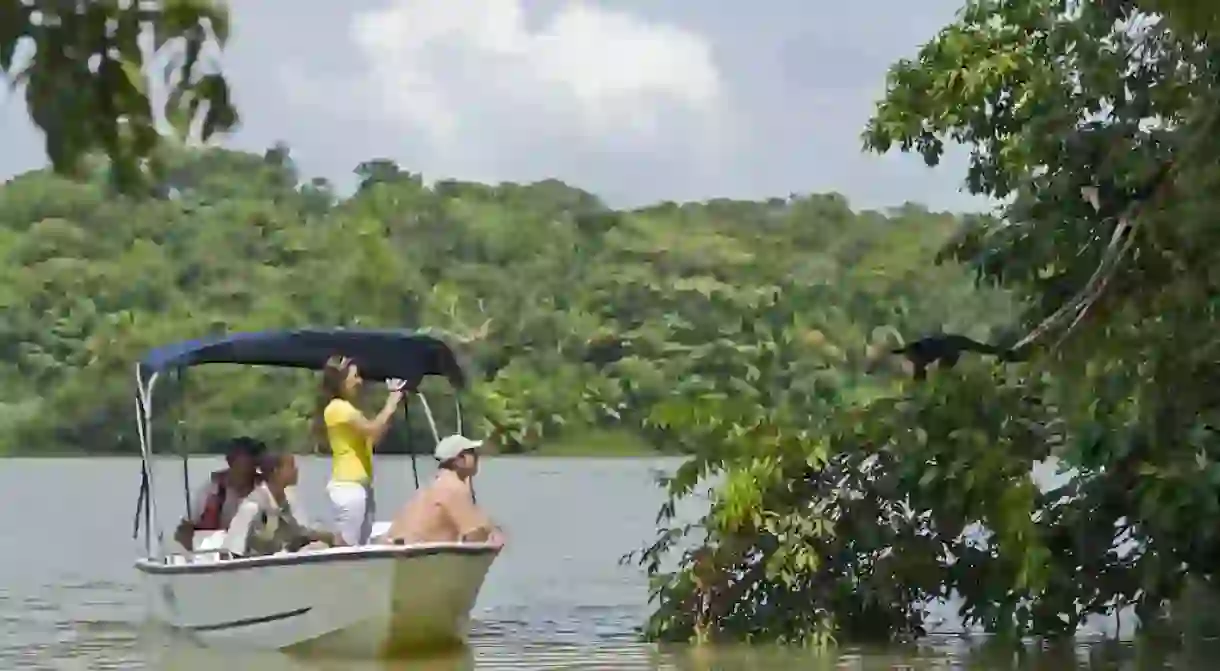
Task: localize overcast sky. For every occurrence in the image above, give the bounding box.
[0,0,990,212]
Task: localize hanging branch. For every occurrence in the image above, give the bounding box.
[1011,104,1220,351]
[435,289,494,345]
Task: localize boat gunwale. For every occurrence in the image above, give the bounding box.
[134,541,500,575]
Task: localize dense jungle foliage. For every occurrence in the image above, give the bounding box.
[0,147,1010,456]
[9,0,1220,654]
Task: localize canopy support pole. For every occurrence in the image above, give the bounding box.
[403,401,419,489]
[132,392,150,548]
[134,366,164,559]
[452,395,475,503]
[404,393,473,498]
[415,393,442,494]
[176,368,192,520]
[416,392,441,443]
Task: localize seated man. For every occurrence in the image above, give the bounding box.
[174,436,265,551]
[383,434,505,546]
[223,453,346,558]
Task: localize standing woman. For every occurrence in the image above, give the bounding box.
[314,355,407,546]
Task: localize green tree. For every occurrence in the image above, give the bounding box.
[634,0,1220,648]
[1,0,237,192]
[864,0,1220,594]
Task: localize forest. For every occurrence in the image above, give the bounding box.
[8,0,1220,655]
[0,147,1009,457]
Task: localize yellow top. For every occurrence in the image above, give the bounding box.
[324,399,373,484]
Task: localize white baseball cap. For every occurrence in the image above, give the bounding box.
[434,434,483,462]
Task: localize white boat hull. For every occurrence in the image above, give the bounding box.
[136,536,499,659]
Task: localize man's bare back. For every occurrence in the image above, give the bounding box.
[384,482,457,543]
[384,470,501,545]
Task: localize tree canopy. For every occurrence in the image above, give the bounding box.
[1,0,237,193]
[0,146,1006,458]
[630,0,1220,650]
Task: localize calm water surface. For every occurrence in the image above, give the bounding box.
[0,456,1198,669]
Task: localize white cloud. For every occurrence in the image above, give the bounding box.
[340,0,732,172]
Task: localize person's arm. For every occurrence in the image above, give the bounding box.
[277,506,344,547]
[310,528,346,547]
[277,488,345,547]
[221,498,262,557]
[174,482,215,550]
[304,525,346,547]
[329,392,405,445]
[173,522,194,552]
[441,484,501,544]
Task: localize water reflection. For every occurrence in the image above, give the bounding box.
[149,637,477,670]
[4,458,1218,670]
[134,630,1213,671]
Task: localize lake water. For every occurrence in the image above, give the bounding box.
[0,456,1199,669]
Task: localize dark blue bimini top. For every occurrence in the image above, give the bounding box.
[138,328,466,389]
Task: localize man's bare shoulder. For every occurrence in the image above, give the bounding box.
[398,479,454,509]
[430,475,472,502]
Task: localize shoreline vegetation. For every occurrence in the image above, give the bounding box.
[4,429,661,459]
[8,0,1220,657]
[0,148,996,459]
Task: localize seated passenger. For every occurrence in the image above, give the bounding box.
[223,453,346,558]
[174,436,265,551]
[383,435,505,547]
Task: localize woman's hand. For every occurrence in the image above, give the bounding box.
[386,378,407,393]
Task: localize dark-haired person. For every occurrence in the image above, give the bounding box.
[313,355,408,546]
[173,436,266,551]
[382,434,504,547]
[223,453,345,557]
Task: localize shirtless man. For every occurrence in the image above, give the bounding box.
[383,434,505,547]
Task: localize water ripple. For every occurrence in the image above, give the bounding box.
[0,458,1195,670]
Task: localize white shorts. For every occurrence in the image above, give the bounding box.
[326,481,375,546]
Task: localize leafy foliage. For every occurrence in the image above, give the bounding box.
[1,0,237,192]
[0,147,1006,460]
[633,0,1220,649]
[1139,0,1220,35]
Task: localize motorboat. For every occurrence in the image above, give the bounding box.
[130,328,500,658]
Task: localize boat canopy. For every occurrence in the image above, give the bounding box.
[138,328,466,390]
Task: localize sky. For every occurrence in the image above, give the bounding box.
[0,0,990,212]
